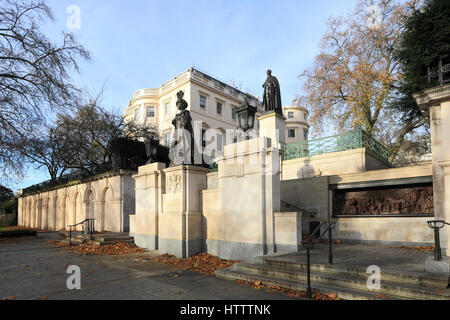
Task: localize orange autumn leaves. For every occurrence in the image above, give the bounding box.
[48,240,146,256]
[152,253,241,277]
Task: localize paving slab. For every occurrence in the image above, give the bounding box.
[0,233,295,300]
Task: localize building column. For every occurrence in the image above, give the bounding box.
[415,84,450,256]
[17,198,23,227]
[37,200,42,230]
[42,200,49,230]
[93,200,104,232]
[438,161,450,255]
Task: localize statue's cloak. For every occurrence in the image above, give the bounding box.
[262,76,282,113]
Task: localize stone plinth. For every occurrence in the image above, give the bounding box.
[205,136,282,260]
[159,165,208,258]
[132,162,166,250]
[414,84,450,256]
[258,112,286,149]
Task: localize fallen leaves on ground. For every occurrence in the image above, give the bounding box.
[47,240,146,256]
[152,253,241,276]
[235,279,339,300]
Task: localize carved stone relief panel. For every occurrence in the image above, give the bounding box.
[333,185,434,216]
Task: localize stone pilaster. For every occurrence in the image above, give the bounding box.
[93,200,104,232]
[414,84,450,256]
[132,163,166,250]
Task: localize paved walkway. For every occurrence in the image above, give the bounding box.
[0,233,294,300]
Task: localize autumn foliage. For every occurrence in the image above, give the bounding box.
[152,253,241,276]
[297,0,428,163]
[48,240,146,256]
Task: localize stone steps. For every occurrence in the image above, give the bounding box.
[263,257,449,289]
[215,268,400,300]
[215,259,450,300]
[92,239,135,246]
[63,232,135,246]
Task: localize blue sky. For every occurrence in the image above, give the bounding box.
[10,0,360,191]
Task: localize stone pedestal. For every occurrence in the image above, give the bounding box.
[132,162,166,250]
[258,112,286,149]
[207,136,282,260]
[415,84,450,256]
[159,165,208,258]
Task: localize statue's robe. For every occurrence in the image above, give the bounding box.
[169,109,196,165]
[262,75,282,114]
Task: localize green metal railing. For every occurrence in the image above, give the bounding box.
[283,129,389,162]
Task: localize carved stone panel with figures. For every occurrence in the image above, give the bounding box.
[333,185,434,216]
[167,173,182,194]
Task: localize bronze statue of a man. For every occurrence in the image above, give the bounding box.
[169,91,195,165]
[262,69,283,115]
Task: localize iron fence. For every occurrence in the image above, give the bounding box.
[283,129,389,162]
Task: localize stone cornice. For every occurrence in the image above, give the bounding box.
[258,112,286,121]
[413,84,450,110]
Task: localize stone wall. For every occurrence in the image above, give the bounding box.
[18,171,135,233]
[281,148,390,181]
[279,163,435,246]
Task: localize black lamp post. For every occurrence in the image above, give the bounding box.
[236,100,257,132]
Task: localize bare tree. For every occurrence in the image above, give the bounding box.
[20,127,68,181]
[0,0,90,181]
[52,91,159,176]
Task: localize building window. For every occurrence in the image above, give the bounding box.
[164,132,170,146]
[216,102,222,115]
[288,129,296,138]
[288,112,294,119]
[231,106,237,121]
[304,112,307,120]
[146,106,155,118]
[134,108,140,121]
[200,95,207,109]
[165,102,170,115]
[304,129,309,141]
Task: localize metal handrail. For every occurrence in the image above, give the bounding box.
[68,218,95,245]
[280,200,316,217]
[427,220,450,261]
[302,221,336,299]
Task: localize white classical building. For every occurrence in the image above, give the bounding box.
[122,67,310,150]
[284,105,310,144]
